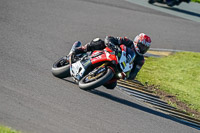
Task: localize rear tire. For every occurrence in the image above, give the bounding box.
[79,67,114,90]
[51,56,70,78]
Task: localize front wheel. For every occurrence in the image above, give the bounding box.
[79,67,114,90]
[51,56,70,78]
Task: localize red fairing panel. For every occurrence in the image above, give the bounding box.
[90,49,118,65]
[105,47,113,52]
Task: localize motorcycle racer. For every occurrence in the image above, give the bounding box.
[71,33,151,89]
[148,0,190,7]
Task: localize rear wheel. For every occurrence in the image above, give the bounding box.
[79,67,114,90]
[51,56,70,78]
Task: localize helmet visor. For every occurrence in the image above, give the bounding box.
[138,43,149,54]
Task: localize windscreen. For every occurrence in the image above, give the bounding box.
[126,47,136,64]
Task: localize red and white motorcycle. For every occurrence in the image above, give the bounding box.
[51,42,136,90]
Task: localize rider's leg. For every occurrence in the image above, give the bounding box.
[74,45,87,54]
[69,41,82,55]
[86,38,106,51]
[73,38,105,55]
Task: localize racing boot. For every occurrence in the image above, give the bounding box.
[64,41,82,65]
[69,41,82,55]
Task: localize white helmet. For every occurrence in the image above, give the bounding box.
[133,33,151,55]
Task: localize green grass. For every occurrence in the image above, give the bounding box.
[137,52,200,112]
[0,125,21,133]
[192,0,200,3]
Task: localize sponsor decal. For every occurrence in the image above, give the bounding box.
[122,61,126,67]
[83,60,91,66]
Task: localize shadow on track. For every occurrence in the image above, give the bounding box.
[62,79,78,85]
[89,89,200,130]
[61,78,200,130]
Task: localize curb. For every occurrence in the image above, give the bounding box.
[145,48,182,57]
[117,80,200,129]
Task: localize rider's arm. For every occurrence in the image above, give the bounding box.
[118,37,134,48]
[105,36,133,47]
[105,36,120,46]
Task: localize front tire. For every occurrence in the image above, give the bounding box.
[79,67,114,90]
[51,56,70,78]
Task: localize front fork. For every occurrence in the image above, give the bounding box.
[99,63,129,81]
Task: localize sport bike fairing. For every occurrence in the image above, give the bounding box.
[90,48,118,65]
[70,45,135,81]
[70,49,117,81]
[70,60,86,81]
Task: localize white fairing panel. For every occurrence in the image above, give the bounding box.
[70,61,85,80]
[119,51,135,72]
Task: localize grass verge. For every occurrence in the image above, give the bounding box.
[0,125,21,133]
[192,0,200,3]
[137,52,200,118]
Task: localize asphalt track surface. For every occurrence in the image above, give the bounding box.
[127,0,200,23]
[0,0,200,133]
